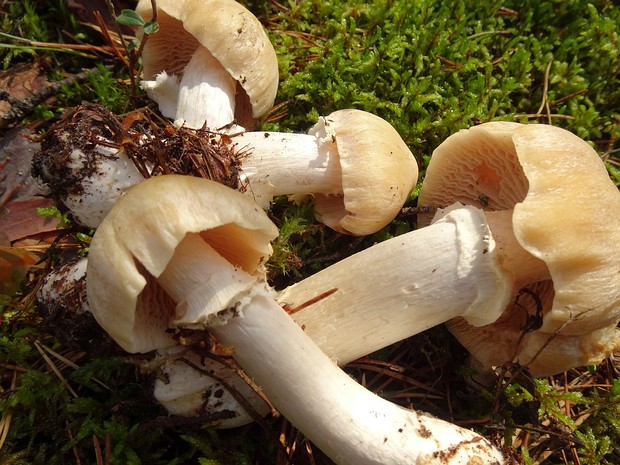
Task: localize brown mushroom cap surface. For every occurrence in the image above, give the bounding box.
[418,122,620,376]
[312,109,418,235]
[136,0,278,128]
[86,175,278,353]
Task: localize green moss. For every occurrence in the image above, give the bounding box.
[0,0,135,120]
[260,0,619,156]
[575,380,620,464]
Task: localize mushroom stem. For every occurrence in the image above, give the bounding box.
[157,232,266,327]
[31,104,149,229]
[35,106,414,235]
[234,129,343,207]
[156,229,506,465]
[174,46,237,130]
[281,204,531,365]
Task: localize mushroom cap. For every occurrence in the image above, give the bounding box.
[418,122,620,376]
[136,0,278,127]
[311,109,418,236]
[86,175,278,353]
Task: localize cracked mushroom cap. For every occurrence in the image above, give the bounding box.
[311,109,418,235]
[86,175,278,353]
[136,0,278,128]
[418,122,620,376]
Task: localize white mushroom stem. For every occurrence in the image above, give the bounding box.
[233,125,343,207]
[42,143,147,229]
[36,127,339,228]
[67,146,147,229]
[150,205,549,428]
[153,346,272,428]
[156,231,506,465]
[282,205,549,366]
[141,46,239,131]
[38,257,89,314]
[140,72,180,122]
[36,113,352,228]
[174,46,238,130]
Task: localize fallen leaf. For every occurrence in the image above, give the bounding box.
[0,198,60,245]
[0,245,41,295]
[0,58,49,117]
[0,126,47,205]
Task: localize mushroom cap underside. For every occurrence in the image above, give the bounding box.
[86,175,278,353]
[136,0,278,123]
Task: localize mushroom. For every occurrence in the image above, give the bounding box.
[275,123,620,376]
[31,104,148,229]
[232,108,418,235]
[415,122,620,376]
[86,174,507,465]
[34,105,417,235]
[152,346,273,428]
[136,0,278,131]
[36,257,119,355]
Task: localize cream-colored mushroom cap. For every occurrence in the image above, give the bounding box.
[86,175,278,353]
[136,0,278,127]
[418,122,620,376]
[311,109,418,235]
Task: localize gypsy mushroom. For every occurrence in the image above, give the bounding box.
[283,123,620,377]
[415,122,620,376]
[136,0,278,130]
[34,106,417,235]
[233,108,418,235]
[86,175,276,353]
[86,175,507,465]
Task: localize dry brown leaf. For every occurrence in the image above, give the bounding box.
[0,198,60,245]
[0,245,41,295]
[0,58,49,117]
[0,127,47,205]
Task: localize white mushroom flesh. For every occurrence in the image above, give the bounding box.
[174,46,237,130]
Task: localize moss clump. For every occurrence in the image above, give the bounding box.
[261,0,619,156]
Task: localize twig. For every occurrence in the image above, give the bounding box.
[0,370,17,450]
[34,340,78,398]
[38,344,110,391]
[535,58,553,124]
[93,434,104,465]
[513,113,575,121]
[0,66,106,128]
[0,32,114,55]
[102,0,158,98]
[66,420,82,465]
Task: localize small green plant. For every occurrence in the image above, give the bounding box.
[114,7,159,98]
[35,205,70,229]
[0,0,49,68]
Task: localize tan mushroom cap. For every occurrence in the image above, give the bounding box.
[312,109,418,236]
[86,175,278,353]
[418,122,620,376]
[136,0,278,127]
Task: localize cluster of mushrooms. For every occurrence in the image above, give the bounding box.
[34,1,620,464]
